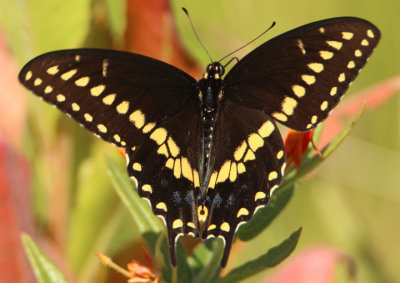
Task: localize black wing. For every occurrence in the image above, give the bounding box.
[224,17,380,131]
[203,100,286,266]
[19,49,201,266]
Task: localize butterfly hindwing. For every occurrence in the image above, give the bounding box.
[202,100,286,266]
[224,17,380,131]
[126,106,203,266]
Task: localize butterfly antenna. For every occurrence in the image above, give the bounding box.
[218,21,276,63]
[182,7,214,63]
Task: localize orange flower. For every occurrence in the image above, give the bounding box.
[284,130,321,169]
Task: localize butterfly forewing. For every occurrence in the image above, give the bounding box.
[202,101,286,266]
[224,17,380,131]
[19,49,198,147]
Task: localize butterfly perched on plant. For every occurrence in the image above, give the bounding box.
[19,16,380,267]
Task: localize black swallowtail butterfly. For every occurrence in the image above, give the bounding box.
[19,17,380,267]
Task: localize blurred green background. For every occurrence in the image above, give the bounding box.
[0,0,398,282]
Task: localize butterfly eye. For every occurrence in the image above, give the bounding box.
[219,65,225,76]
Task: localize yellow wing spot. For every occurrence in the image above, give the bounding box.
[292,85,305,98]
[113,134,121,142]
[156,202,167,212]
[237,208,249,218]
[272,112,288,122]
[311,115,318,124]
[270,185,279,196]
[198,206,208,222]
[130,176,138,187]
[56,94,66,102]
[301,74,316,85]
[306,123,312,129]
[243,149,256,162]
[130,110,145,129]
[319,50,334,60]
[165,158,174,169]
[84,113,93,122]
[102,59,109,77]
[46,66,59,75]
[319,27,325,33]
[255,191,266,201]
[234,141,247,161]
[103,93,116,105]
[281,96,298,116]
[90,85,105,96]
[217,160,231,183]
[237,162,246,174]
[326,40,343,50]
[173,158,181,179]
[116,101,129,114]
[258,120,274,138]
[97,124,107,133]
[330,86,337,96]
[34,78,42,86]
[308,62,324,73]
[44,86,53,94]
[131,146,136,151]
[354,49,362,57]
[367,29,375,38]
[142,122,156,133]
[61,69,77,81]
[338,73,346,82]
[125,154,130,166]
[297,39,306,54]
[181,157,193,181]
[157,144,169,157]
[193,170,200,187]
[320,101,328,111]
[342,32,354,40]
[268,171,278,181]
[208,171,218,189]
[71,103,80,111]
[248,133,264,151]
[150,127,167,145]
[276,150,284,160]
[281,162,287,175]
[187,222,196,229]
[220,222,230,232]
[361,39,369,46]
[347,61,355,69]
[132,162,142,171]
[25,71,33,81]
[75,76,90,87]
[173,219,183,229]
[121,141,126,146]
[74,55,81,62]
[142,184,153,193]
[167,137,180,157]
[229,162,237,182]
[207,224,216,231]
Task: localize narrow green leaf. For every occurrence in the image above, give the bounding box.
[176,241,193,283]
[192,239,224,283]
[21,233,67,283]
[280,105,366,193]
[236,184,295,241]
[106,156,163,256]
[219,228,302,283]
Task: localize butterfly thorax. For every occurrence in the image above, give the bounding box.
[197,62,225,192]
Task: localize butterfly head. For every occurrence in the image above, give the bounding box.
[203,63,225,80]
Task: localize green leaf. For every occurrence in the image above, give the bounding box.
[0,0,91,63]
[192,239,224,283]
[106,156,164,256]
[219,228,302,283]
[21,233,67,283]
[281,104,366,193]
[236,184,295,241]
